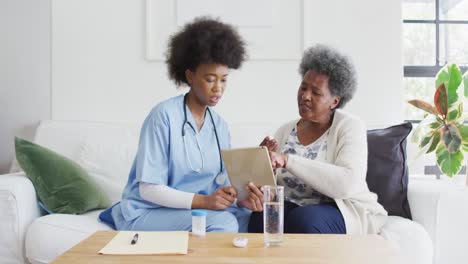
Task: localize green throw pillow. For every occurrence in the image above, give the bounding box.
[15,137,110,214]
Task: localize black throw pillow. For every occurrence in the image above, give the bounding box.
[366,122,412,219]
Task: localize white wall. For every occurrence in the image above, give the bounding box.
[51,0,403,128]
[303,0,404,127]
[0,0,51,173]
[1,0,404,173]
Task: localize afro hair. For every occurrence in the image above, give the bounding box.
[165,17,247,87]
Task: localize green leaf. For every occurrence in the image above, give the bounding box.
[445,102,462,122]
[436,64,462,107]
[434,83,448,117]
[435,68,449,88]
[447,64,462,103]
[464,71,468,97]
[411,116,438,144]
[427,131,441,154]
[420,134,432,149]
[436,144,464,177]
[440,123,462,153]
[429,121,442,130]
[408,100,439,116]
[463,143,468,152]
[446,108,459,122]
[456,123,468,143]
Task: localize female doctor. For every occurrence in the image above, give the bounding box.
[101,17,258,233]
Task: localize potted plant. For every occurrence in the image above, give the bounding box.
[409,64,468,177]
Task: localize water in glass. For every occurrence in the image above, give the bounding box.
[262,185,284,246]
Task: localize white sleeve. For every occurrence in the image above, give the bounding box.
[284,118,368,199]
[139,182,195,209]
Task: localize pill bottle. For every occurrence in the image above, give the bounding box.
[191,209,207,237]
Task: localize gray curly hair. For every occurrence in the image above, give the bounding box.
[299,45,357,109]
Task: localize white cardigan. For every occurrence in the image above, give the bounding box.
[275,109,388,234]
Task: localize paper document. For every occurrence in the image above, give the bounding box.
[98,231,189,255]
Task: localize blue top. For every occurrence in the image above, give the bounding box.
[119,94,231,222]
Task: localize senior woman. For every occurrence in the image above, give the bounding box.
[248,45,387,235]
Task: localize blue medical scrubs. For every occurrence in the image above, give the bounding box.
[108,94,250,232]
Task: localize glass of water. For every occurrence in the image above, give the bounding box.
[262,185,284,246]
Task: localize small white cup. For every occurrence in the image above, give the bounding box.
[191,209,207,237]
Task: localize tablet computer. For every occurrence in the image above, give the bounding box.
[221,146,276,200]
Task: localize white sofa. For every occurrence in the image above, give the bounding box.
[1,120,467,264]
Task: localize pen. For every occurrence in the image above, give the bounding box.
[131,233,139,245]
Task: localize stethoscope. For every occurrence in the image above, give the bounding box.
[182,93,226,185]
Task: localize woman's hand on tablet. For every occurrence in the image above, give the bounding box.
[259,136,278,152]
[239,182,264,212]
[269,152,288,169]
[194,186,237,210]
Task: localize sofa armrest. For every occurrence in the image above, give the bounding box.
[408,178,468,264]
[0,172,41,264]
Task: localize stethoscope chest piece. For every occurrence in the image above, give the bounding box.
[215,173,226,185]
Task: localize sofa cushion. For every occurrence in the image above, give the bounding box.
[380,216,433,264]
[366,123,413,219]
[15,137,110,214]
[76,134,137,204]
[25,210,112,264]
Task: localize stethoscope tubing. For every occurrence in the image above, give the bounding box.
[182,93,223,175]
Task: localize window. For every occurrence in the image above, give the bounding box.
[403,0,468,121]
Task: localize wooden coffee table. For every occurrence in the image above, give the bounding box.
[52,231,401,263]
